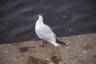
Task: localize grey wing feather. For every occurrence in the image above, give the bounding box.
[46,25,57,37]
[36,24,56,41]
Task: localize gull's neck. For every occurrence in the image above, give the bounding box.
[36,15,44,26]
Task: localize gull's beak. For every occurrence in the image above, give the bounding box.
[32,15,38,21]
[32,16,36,21]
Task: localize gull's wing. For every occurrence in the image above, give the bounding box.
[46,25,57,38]
[36,24,57,41]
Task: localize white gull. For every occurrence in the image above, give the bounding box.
[33,14,65,47]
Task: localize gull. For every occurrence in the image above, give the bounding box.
[32,14,66,47]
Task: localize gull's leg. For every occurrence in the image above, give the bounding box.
[44,40,48,47]
[40,40,48,47]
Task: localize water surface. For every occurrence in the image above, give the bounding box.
[0,0,96,44]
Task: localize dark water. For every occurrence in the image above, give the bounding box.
[0,0,96,44]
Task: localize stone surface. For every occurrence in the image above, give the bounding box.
[0,34,96,64]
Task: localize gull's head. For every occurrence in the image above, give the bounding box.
[32,14,42,21]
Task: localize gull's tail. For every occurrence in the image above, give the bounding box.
[56,39,66,45]
[50,39,66,47]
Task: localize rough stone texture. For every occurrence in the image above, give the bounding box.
[0,34,96,64]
